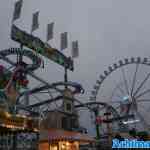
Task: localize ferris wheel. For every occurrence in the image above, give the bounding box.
[90,57,150,134]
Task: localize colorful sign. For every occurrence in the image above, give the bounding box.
[11,25,74,71]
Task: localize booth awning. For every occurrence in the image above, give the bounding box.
[46,129,95,143]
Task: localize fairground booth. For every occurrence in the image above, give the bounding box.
[39,88,95,150]
[0,109,39,149]
[39,128,95,150]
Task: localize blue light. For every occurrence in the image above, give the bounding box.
[123,96,129,101]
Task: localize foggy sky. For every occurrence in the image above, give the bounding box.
[1,0,150,135]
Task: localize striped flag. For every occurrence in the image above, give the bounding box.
[12,0,23,21]
[47,22,54,41]
[72,40,79,58]
[31,11,39,32]
[60,32,68,50]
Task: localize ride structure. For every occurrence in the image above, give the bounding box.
[0,22,87,149]
[90,57,150,139]
[0,47,41,149]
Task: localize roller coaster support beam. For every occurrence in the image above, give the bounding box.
[93,107,100,139]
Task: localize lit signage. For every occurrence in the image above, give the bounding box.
[11,25,74,71]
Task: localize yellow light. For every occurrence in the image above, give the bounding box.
[33,128,39,132]
[5,111,11,117]
[61,144,65,149]
[52,146,58,150]
[66,142,70,146]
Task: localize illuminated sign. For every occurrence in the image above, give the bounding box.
[11,25,74,71]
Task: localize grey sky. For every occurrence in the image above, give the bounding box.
[1,0,150,135]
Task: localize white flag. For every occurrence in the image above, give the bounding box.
[31,11,39,32]
[12,0,23,21]
[72,40,79,58]
[47,22,54,41]
[60,32,68,50]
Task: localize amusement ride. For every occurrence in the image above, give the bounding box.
[0,22,85,149]
[90,57,150,138]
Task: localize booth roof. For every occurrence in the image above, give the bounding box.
[40,128,95,143]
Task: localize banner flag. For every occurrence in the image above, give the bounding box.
[60,32,68,50]
[47,22,54,41]
[12,0,23,21]
[31,11,39,32]
[72,40,79,58]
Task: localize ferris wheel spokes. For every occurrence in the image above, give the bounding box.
[91,57,150,132]
[130,63,139,96]
[121,67,130,96]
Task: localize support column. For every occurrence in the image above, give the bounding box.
[94,108,100,139]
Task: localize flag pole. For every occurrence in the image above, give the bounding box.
[60,31,68,88]
[64,66,68,89]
